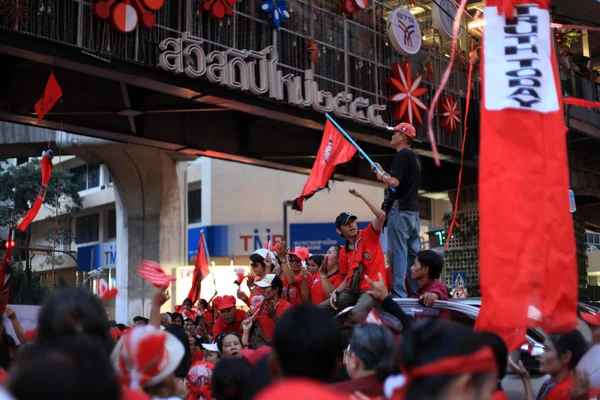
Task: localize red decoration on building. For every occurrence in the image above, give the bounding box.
[201,0,236,18]
[308,38,319,64]
[341,0,368,16]
[93,0,165,33]
[440,95,461,132]
[387,61,427,125]
[423,60,435,82]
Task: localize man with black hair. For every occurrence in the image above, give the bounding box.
[410,250,448,313]
[321,188,386,316]
[371,122,422,299]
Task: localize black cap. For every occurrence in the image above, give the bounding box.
[335,212,357,229]
[133,316,149,324]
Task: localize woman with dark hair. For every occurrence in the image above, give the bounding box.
[512,329,589,400]
[390,319,498,400]
[479,332,516,400]
[331,324,396,397]
[216,333,243,359]
[307,255,324,275]
[36,287,114,353]
[180,298,201,324]
[310,245,345,306]
[238,249,275,307]
[211,358,252,400]
[171,312,184,328]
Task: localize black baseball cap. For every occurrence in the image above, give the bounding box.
[335,212,357,229]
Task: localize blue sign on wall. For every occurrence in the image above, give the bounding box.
[77,241,117,271]
[452,272,467,289]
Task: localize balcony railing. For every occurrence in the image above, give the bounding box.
[0,0,478,152]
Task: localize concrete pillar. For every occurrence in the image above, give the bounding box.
[56,135,193,323]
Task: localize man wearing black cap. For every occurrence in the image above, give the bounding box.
[319,188,386,316]
[371,122,422,299]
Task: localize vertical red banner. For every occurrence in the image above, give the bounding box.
[475,0,577,350]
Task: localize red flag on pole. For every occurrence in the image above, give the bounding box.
[16,150,54,232]
[292,120,357,211]
[0,227,13,315]
[187,230,211,304]
[474,0,577,351]
[34,73,62,121]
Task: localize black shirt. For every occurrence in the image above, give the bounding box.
[386,148,421,211]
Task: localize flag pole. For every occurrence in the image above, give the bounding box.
[324,113,395,192]
[201,230,217,303]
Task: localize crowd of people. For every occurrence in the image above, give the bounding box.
[0,122,598,400]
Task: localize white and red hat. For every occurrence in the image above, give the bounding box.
[252,248,276,263]
[111,325,185,390]
[386,122,416,139]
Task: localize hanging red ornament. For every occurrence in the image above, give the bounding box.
[440,95,461,132]
[423,60,435,82]
[201,0,236,18]
[308,38,320,64]
[409,0,417,5]
[341,0,368,16]
[387,61,428,125]
[93,0,164,33]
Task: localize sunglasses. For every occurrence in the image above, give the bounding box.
[250,262,262,268]
[288,256,301,263]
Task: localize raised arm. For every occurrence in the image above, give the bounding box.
[349,188,386,232]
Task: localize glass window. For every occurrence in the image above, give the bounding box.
[88,165,100,188]
[188,189,202,224]
[71,165,88,192]
[108,209,116,239]
[76,214,99,244]
[71,164,100,191]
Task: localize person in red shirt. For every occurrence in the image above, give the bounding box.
[410,250,449,323]
[310,245,345,305]
[277,246,311,305]
[251,274,293,343]
[320,188,386,317]
[212,295,246,337]
[238,248,276,307]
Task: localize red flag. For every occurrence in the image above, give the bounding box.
[17,150,54,231]
[0,227,13,315]
[292,120,357,211]
[474,0,577,351]
[187,231,210,303]
[34,73,62,121]
[137,261,176,288]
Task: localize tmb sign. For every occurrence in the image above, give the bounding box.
[158,33,389,129]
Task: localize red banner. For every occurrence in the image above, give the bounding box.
[17,153,54,232]
[475,0,577,350]
[292,120,357,211]
[34,73,62,121]
[0,227,13,315]
[187,231,210,304]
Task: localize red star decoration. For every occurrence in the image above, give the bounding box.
[387,61,428,126]
[440,95,461,132]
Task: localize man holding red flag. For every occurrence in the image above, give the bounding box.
[475,0,578,350]
[292,120,357,211]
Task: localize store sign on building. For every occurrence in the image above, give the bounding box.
[157,33,389,129]
[189,225,284,260]
[77,241,117,271]
[387,8,422,56]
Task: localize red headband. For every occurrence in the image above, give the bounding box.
[393,346,497,400]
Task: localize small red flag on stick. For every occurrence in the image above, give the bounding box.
[34,73,62,121]
[187,230,211,304]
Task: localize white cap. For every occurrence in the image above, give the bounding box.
[202,342,220,353]
[252,248,276,263]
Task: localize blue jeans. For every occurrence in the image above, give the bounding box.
[387,205,421,298]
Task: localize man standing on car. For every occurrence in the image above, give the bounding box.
[371,122,422,298]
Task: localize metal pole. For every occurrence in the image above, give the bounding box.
[283,201,289,244]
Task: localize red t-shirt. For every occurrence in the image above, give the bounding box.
[281,273,312,305]
[310,272,346,305]
[414,280,450,322]
[212,309,246,337]
[258,299,293,340]
[339,223,386,293]
[492,389,509,400]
